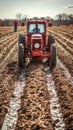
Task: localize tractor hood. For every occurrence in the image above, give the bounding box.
[31,34,42,51]
[31,34,42,40]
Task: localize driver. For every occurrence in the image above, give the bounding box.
[32,28,40,33]
[32,28,36,32]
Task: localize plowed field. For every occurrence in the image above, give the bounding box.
[0,25,73,130]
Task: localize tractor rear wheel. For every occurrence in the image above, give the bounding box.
[18,34,25,68]
[50,44,56,70]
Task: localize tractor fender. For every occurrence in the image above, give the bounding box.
[50,44,56,70]
[48,34,55,44]
[19,34,25,44]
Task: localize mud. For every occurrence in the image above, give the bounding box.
[46,72,65,130]
[0,26,73,130]
[0,61,19,129]
[57,45,73,76]
[57,58,73,84]
[1,72,26,130]
[15,63,54,130]
[52,68,73,130]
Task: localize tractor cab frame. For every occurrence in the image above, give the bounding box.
[18,20,56,69]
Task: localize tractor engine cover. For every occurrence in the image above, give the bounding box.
[31,34,42,51]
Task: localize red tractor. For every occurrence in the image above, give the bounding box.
[18,20,56,69]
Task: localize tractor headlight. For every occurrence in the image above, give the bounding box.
[34,43,40,49]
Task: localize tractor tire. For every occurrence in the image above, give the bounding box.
[18,34,25,68]
[50,44,56,70]
[18,44,24,68]
[48,34,55,44]
[47,34,55,52]
[19,34,25,44]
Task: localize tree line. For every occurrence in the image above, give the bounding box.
[55,13,73,25]
[0,13,73,26]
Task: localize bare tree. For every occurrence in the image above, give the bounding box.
[61,13,68,20]
[56,13,68,25]
[16,13,22,20]
[56,14,62,23]
[68,14,73,24]
[22,14,28,23]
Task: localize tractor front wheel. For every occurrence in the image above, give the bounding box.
[50,44,56,70]
[18,34,25,68]
[18,44,24,68]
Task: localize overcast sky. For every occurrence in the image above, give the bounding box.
[0,0,73,19]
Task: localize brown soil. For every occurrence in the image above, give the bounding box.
[16,63,54,130]
[0,26,73,130]
[52,68,73,130]
[0,61,19,129]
